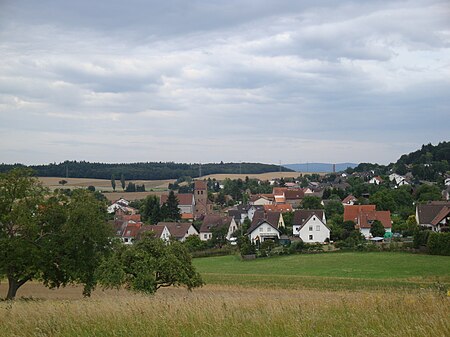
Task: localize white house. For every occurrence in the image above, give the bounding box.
[138,224,171,243]
[247,220,280,244]
[249,195,273,206]
[159,222,198,242]
[445,178,450,187]
[369,176,383,185]
[199,215,238,241]
[292,210,329,243]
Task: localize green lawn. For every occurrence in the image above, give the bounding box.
[193,252,450,291]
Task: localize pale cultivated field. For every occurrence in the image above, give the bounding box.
[102,191,166,202]
[38,177,174,191]
[199,171,324,181]
[0,282,448,337]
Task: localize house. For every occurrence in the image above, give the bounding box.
[272,187,304,207]
[252,210,285,229]
[445,178,450,187]
[247,205,264,220]
[369,176,383,185]
[120,221,142,244]
[343,205,392,239]
[342,194,357,205]
[138,224,171,242]
[263,203,293,213]
[158,222,199,242]
[416,201,450,232]
[228,204,250,224]
[292,209,329,243]
[199,215,238,241]
[389,173,409,188]
[246,219,280,244]
[249,194,273,205]
[160,193,195,218]
[107,198,131,213]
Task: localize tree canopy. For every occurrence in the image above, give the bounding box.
[0,168,113,299]
[96,233,203,294]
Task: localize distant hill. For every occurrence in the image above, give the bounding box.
[0,161,294,180]
[283,163,358,173]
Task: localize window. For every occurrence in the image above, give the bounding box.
[259,227,263,232]
[204,234,207,239]
[316,225,320,231]
[309,226,313,231]
[309,235,313,240]
[267,226,271,232]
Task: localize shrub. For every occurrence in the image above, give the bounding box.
[413,229,430,248]
[427,232,450,256]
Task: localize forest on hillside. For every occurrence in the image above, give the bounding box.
[0,161,293,180]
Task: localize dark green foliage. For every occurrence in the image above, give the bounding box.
[87,185,95,192]
[324,200,344,218]
[120,173,125,191]
[183,235,207,252]
[0,161,294,180]
[415,184,442,202]
[427,232,450,256]
[111,174,116,191]
[370,220,385,237]
[141,196,161,224]
[238,236,256,256]
[301,196,323,210]
[161,191,181,221]
[413,229,431,248]
[97,235,203,293]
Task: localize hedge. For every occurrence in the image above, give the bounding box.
[427,232,450,256]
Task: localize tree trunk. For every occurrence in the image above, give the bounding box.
[6,275,29,300]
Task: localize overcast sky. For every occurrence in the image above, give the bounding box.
[0,0,449,166]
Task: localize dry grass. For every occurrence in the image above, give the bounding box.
[0,283,448,337]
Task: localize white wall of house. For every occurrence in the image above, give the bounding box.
[226,218,239,239]
[183,225,199,241]
[252,198,272,206]
[248,221,280,243]
[160,226,171,242]
[247,206,260,220]
[298,216,330,243]
[359,227,392,239]
[179,204,194,214]
[200,232,212,241]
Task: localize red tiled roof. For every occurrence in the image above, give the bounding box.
[119,214,141,222]
[263,204,293,213]
[194,180,207,190]
[358,210,392,229]
[343,205,376,223]
[284,189,305,200]
[342,195,356,204]
[122,221,142,238]
[160,193,194,206]
[181,213,194,220]
[138,225,166,240]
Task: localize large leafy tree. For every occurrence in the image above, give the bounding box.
[370,220,385,237]
[0,168,113,299]
[301,196,323,210]
[141,195,161,224]
[97,233,203,294]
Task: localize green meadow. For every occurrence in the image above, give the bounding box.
[193,252,450,291]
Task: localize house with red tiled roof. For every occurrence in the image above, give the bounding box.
[263,204,293,213]
[343,205,392,239]
[369,176,384,185]
[121,221,143,245]
[160,193,195,216]
[416,201,450,232]
[249,194,273,205]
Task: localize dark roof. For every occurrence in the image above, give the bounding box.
[137,224,166,240]
[246,219,280,235]
[284,189,305,200]
[417,201,450,225]
[293,210,324,226]
[157,222,197,239]
[199,215,232,233]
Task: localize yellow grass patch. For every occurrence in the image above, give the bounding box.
[0,283,448,337]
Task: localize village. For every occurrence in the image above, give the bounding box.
[110,168,450,254]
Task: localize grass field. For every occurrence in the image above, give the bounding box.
[194,252,450,291]
[1,252,449,336]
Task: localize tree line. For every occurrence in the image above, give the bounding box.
[0,161,293,180]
